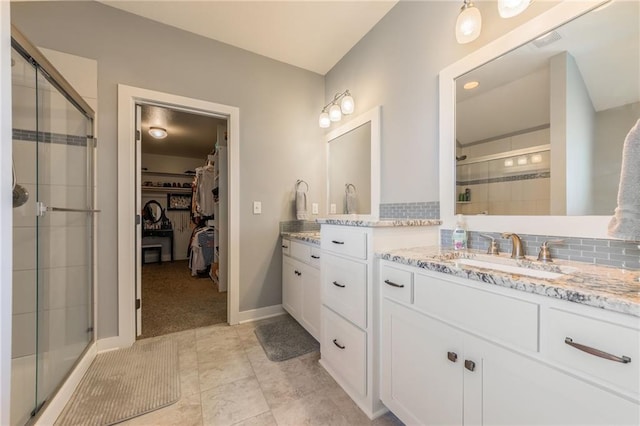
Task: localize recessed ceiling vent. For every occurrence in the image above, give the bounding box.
[532,30,562,48]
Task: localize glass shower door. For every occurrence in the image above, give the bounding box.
[34,58,95,411]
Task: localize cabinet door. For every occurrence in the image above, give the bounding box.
[282,256,302,319]
[301,264,321,340]
[473,334,640,426]
[381,299,464,426]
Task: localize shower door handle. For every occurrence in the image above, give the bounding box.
[37,202,101,216]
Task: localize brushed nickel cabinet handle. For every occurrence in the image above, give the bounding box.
[447,351,458,363]
[464,360,476,372]
[332,240,345,245]
[384,279,405,288]
[333,339,345,349]
[565,337,631,364]
[333,281,346,288]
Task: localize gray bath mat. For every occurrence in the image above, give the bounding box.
[254,315,319,362]
[56,339,180,425]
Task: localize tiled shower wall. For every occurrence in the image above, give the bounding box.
[440,229,640,270]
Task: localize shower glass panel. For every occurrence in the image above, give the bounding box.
[11,34,95,425]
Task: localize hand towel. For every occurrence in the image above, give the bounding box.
[345,184,357,215]
[608,118,640,241]
[296,180,308,220]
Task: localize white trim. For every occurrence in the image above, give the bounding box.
[325,106,381,219]
[117,85,241,348]
[34,343,97,426]
[237,305,286,324]
[95,335,128,353]
[439,0,614,239]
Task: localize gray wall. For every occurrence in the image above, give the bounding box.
[324,1,558,205]
[11,1,326,337]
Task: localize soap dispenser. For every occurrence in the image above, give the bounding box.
[452,214,468,250]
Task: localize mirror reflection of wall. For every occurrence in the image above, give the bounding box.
[455,0,640,216]
[328,122,371,214]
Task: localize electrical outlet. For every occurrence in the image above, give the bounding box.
[312,203,319,215]
[330,203,337,214]
[253,201,262,214]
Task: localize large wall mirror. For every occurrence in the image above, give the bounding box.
[440,0,638,238]
[326,106,381,218]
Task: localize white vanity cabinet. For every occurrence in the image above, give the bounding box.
[319,223,440,419]
[380,260,640,426]
[281,238,321,340]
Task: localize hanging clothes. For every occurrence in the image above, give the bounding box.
[188,226,215,276]
[194,164,216,217]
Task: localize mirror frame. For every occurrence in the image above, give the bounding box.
[325,105,381,219]
[439,0,615,239]
[143,199,164,224]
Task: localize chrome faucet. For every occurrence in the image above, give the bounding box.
[501,233,525,259]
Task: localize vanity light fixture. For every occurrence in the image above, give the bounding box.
[531,154,542,163]
[498,0,532,18]
[456,0,482,44]
[463,81,480,90]
[517,156,528,165]
[148,127,167,139]
[318,89,355,128]
[504,158,514,167]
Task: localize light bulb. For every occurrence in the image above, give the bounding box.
[456,1,482,44]
[498,0,531,18]
[319,112,331,128]
[340,94,355,115]
[329,104,342,122]
[148,127,167,139]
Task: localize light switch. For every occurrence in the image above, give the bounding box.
[253,201,262,214]
[330,203,337,214]
[312,203,319,215]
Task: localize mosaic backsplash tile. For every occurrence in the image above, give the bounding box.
[380,202,440,219]
[279,220,320,234]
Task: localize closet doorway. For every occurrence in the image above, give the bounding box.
[136,104,228,339]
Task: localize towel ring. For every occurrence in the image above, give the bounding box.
[296,179,309,192]
[345,183,356,194]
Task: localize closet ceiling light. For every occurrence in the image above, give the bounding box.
[498,0,531,18]
[318,89,355,128]
[463,81,479,90]
[456,0,482,44]
[149,127,168,139]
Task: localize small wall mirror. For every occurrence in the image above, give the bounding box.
[143,200,164,223]
[326,106,381,218]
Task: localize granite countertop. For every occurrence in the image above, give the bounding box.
[377,246,640,317]
[281,231,321,246]
[316,217,442,227]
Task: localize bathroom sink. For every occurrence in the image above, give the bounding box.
[455,258,566,280]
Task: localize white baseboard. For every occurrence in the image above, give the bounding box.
[237,304,285,324]
[96,335,132,353]
[34,342,97,426]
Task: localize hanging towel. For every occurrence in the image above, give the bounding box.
[345,183,357,215]
[608,118,640,241]
[296,180,309,220]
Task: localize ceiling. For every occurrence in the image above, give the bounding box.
[98,0,398,75]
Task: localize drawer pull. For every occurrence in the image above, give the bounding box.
[564,337,631,364]
[333,281,346,288]
[464,359,476,372]
[311,255,320,259]
[332,240,345,245]
[333,339,346,349]
[384,279,405,288]
[447,351,458,363]
[282,245,288,249]
[294,270,302,276]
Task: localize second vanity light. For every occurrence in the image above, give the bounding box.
[319,89,355,128]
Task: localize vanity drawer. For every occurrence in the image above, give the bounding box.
[380,262,413,304]
[322,253,367,329]
[290,240,311,263]
[545,308,639,396]
[281,238,290,256]
[309,246,321,268]
[414,272,539,352]
[321,227,368,260]
[322,306,367,397]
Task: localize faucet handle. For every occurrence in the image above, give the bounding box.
[537,239,564,262]
[479,234,500,255]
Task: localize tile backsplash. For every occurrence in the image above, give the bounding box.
[440,229,640,270]
[380,202,440,219]
[279,220,320,233]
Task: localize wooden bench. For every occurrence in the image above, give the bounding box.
[142,244,163,264]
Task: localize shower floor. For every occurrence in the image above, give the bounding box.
[139,260,226,339]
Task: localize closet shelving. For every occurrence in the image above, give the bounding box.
[141,170,194,193]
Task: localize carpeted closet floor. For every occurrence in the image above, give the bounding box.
[139,260,227,339]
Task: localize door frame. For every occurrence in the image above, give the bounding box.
[116,84,240,348]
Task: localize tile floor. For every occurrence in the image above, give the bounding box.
[117,316,404,426]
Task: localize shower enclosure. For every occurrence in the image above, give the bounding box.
[10,27,96,425]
